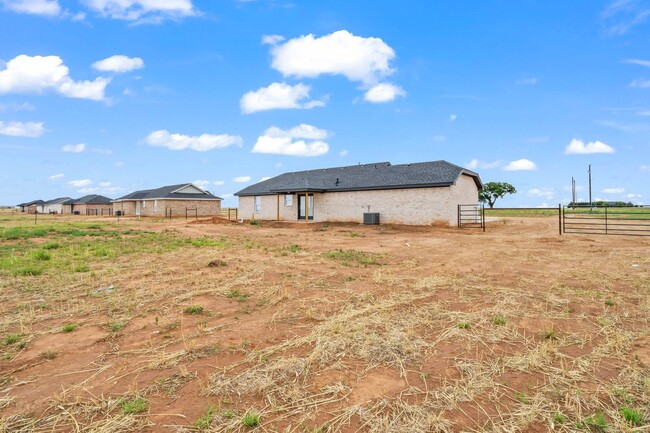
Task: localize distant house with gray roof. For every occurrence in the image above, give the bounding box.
[63,195,114,215]
[235,160,482,226]
[17,200,44,213]
[40,197,72,214]
[112,183,222,217]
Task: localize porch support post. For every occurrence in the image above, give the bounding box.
[305,192,309,224]
[276,193,280,221]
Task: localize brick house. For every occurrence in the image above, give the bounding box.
[112,183,222,217]
[235,160,482,226]
[63,195,114,215]
[40,197,72,214]
[17,200,43,213]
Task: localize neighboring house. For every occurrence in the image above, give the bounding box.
[235,160,482,226]
[19,200,44,214]
[41,197,72,214]
[113,183,222,217]
[63,195,114,215]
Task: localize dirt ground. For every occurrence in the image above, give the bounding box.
[1,215,649,432]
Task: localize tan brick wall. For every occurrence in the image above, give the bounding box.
[112,199,220,217]
[238,175,479,226]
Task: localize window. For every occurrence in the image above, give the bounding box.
[284,195,293,206]
[154,200,158,212]
[142,200,146,208]
[254,196,262,213]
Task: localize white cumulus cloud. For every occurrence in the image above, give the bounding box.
[214,180,225,186]
[528,188,555,200]
[466,159,503,170]
[233,176,251,183]
[261,34,285,45]
[145,130,242,152]
[504,159,537,171]
[270,30,396,86]
[0,120,44,137]
[565,139,615,154]
[252,124,330,157]
[602,187,625,194]
[62,143,86,153]
[240,82,324,114]
[0,55,109,101]
[82,0,197,22]
[92,55,144,73]
[48,173,64,181]
[68,179,92,187]
[629,78,650,88]
[192,179,211,188]
[363,82,405,103]
[1,0,60,16]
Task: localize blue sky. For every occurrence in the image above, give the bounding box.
[1,0,649,208]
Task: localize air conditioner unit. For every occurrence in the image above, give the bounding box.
[363,212,380,225]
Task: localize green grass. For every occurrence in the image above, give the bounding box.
[620,407,644,426]
[1,222,236,279]
[109,322,124,332]
[242,411,260,428]
[582,412,608,431]
[120,397,148,415]
[3,334,20,345]
[457,322,471,330]
[184,305,204,315]
[194,405,216,430]
[491,315,506,325]
[604,300,615,306]
[484,208,558,218]
[553,411,567,424]
[13,266,43,276]
[61,323,78,333]
[33,250,51,261]
[224,289,250,302]
[324,249,382,266]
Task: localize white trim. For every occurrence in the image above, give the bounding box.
[170,183,210,194]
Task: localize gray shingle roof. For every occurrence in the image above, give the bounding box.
[114,183,222,201]
[235,160,482,196]
[64,195,113,205]
[42,197,72,205]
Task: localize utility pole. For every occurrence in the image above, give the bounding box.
[589,164,594,212]
[571,176,576,205]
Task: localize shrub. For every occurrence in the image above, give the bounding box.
[184,305,204,315]
[121,397,148,415]
[61,323,78,333]
[242,411,260,428]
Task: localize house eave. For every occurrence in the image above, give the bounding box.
[237,182,456,197]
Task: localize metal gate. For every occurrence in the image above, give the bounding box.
[563,206,650,236]
[458,204,485,231]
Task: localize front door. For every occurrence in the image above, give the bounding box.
[135,201,141,216]
[298,194,313,220]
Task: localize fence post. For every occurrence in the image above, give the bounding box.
[482,205,485,232]
[34,210,37,225]
[605,207,608,234]
[185,208,188,220]
[558,203,562,235]
[457,204,460,228]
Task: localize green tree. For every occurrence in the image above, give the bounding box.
[479,182,516,208]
